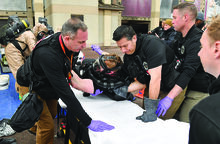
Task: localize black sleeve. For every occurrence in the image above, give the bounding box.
[36,48,92,126]
[141,36,167,69]
[189,94,220,144]
[136,36,167,84]
[175,39,201,89]
[165,31,177,47]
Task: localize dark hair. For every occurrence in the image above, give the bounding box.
[113,25,136,41]
[61,17,87,39]
[173,2,197,20]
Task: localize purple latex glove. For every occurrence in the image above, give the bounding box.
[91,45,103,55]
[90,89,103,96]
[156,96,174,117]
[88,120,115,132]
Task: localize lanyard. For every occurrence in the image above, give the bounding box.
[59,34,73,81]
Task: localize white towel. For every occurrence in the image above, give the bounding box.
[61,87,190,144]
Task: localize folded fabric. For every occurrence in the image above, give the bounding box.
[0,121,16,137]
[0,137,16,144]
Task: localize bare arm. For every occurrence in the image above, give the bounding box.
[70,70,94,93]
[148,65,162,99]
[128,80,146,92]
[167,84,183,99]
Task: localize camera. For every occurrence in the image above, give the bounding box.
[38,17,48,27]
[6,20,30,39]
[47,25,54,35]
[0,24,9,46]
[38,17,54,35]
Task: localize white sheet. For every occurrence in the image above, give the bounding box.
[66,88,190,144]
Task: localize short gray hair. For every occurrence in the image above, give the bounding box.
[61,18,87,39]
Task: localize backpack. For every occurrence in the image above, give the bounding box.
[16,33,77,88]
[9,90,43,132]
[16,38,47,88]
[16,53,36,87]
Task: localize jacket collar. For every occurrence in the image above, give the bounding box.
[209,75,220,95]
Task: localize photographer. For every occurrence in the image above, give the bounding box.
[0,15,37,136]
[4,16,36,100]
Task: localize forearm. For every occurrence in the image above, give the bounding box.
[148,78,160,99]
[128,80,146,92]
[148,65,162,99]
[70,70,94,93]
[167,84,183,99]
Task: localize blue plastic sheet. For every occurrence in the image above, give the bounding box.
[0,73,21,120]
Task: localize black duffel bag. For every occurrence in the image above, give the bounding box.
[9,90,43,132]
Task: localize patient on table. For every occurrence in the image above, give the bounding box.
[71,54,135,101]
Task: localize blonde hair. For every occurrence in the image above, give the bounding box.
[207,14,220,45]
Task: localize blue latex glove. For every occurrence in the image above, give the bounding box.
[90,89,103,96]
[91,45,103,55]
[88,120,115,132]
[156,96,174,117]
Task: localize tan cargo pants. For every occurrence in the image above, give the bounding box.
[36,97,57,144]
[16,82,57,143]
[178,90,209,123]
[15,82,29,100]
[144,87,187,120]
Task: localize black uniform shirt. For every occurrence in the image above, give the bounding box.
[175,25,202,89]
[123,34,168,84]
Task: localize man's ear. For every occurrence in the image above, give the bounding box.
[183,13,188,22]
[62,35,71,46]
[63,35,70,41]
[214,41,220,58]
[132,35,137,42]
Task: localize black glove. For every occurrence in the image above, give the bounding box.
[113,86,128,99]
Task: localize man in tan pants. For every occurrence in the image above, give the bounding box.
[4,15,47,135]
[156,3,208,121]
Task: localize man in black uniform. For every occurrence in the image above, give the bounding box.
[156,3,210,121]
[112,25,175,122]
[17,18,114,144]
[189,14,220,144]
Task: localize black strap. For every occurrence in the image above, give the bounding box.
[10,40,28,57]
